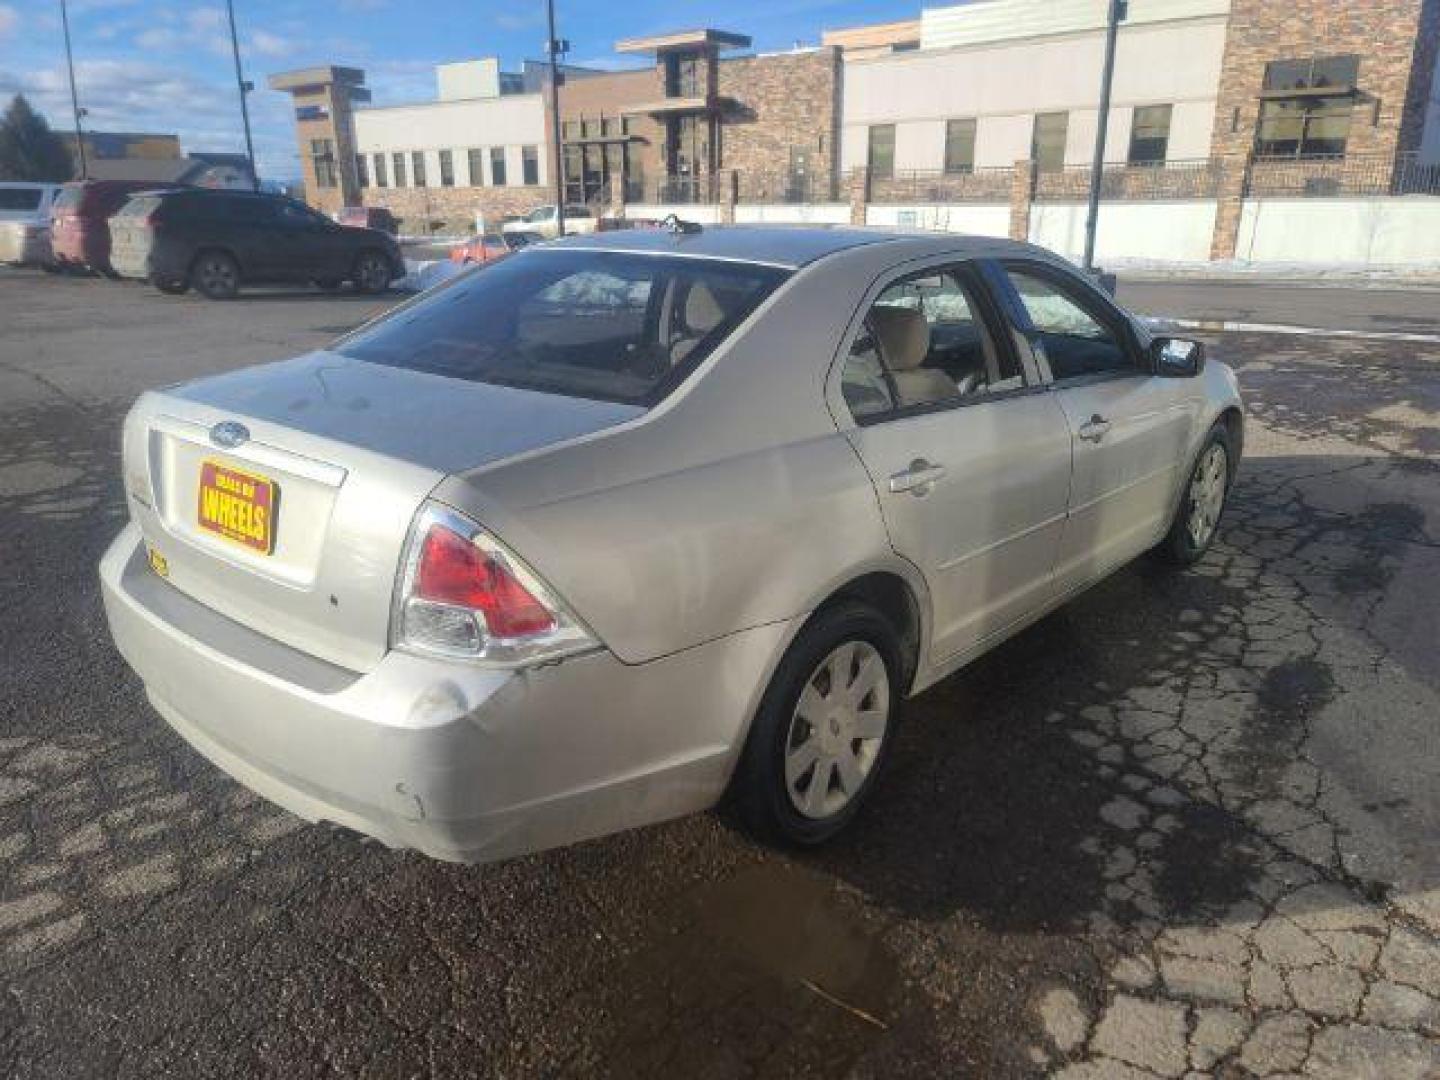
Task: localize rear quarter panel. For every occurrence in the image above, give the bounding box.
[432,244,922,665]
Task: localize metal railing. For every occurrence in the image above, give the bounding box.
[867,166,1014,204]
[1244,152,1440,197]
[1033,158,1226,201]
[734,171,838,205]
[631,175,718,205]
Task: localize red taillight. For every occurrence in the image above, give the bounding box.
[415,524,555,638]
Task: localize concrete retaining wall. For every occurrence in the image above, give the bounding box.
[1235,197,1440,267]
[1028,200,1220,264]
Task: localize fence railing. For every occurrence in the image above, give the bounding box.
[867,166,1014,204]
[1244,152,1440,197]
[734,171,839,204]
[628,175,718,205]
[1032,158,1227,201]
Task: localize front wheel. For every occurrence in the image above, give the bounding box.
[1158,424,1233,565]
[189,251,240,300]
[731,601,900,846]
[352,251,391,295]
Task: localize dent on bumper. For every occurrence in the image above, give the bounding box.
[99,524,788,863]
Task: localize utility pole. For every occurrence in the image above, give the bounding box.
[59,0,87,180]
[1082,0,1126,272]
[546,0,567,235]
[225,0,260,190]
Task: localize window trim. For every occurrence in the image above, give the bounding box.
[828,254,1044,430]
[987,258,1149,388]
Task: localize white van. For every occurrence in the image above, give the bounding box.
[0,182,65,266]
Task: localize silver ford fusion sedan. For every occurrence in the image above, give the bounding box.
[100,227,1243,863]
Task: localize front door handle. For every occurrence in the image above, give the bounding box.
[888,459,947,495]
[1077,414,1112,442]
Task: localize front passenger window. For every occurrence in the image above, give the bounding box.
[840,265,1020,422]
[1004,267,1134,380]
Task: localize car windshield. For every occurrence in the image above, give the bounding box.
[338,250,788,406]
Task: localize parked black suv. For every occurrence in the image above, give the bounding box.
[109,189,404,299]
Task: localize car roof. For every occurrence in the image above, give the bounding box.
[548,225,1037,270]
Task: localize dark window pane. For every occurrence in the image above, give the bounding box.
[1128,104,1172,164]
[1032,112,1068,171]
[439,150,454,187]
[944,118,976,174]
[1004,265,1131,380]
[392,152,406,188]
[411,151,427,188]
[522,146,539,186]
[373,153,388,188]
[490,147,507,186]
[868,124,895,179]
[467,148,483,186]
[338,252,788,407]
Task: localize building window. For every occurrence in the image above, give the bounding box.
[373,153,387,188]
[1032,112,1068,172]
[392,152,407,187]
[439,150,454,187]
[562,120,581,141]
[310,138,337,188]
[490,147,507,186]
[943,118,976,174]
[467,148,484,187]
[522,146,539,186]
[412,151,426,188]
[867,124,895,180]
[665,53,703,98]
[1255,56,1360,159]
[356,153,369,188]
[1128,105,1172,165]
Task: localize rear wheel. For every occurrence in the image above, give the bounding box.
[189,251,240,300]
[732,601,900,846]
[352,250,391,295]
[1158,424,1233,566]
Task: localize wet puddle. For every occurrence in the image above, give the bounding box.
[591,861,902,1077]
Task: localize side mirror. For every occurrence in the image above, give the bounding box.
[1151,336,1205,378]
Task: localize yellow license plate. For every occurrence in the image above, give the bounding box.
[197,459,277,554]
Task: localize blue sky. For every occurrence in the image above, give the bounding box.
[0,0,915,181]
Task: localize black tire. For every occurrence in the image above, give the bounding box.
[1157,423,1234,566]
[731,600,902,847]
[352,250,391,295]
[154,278,189,295]
[189,250,240,300]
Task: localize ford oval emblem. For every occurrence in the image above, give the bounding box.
[209,421,250,449]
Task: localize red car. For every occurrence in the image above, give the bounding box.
[448,232,514,266]
[50,180,178,275]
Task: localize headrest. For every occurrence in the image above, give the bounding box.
[869,305,930,371]
[684,281,725,333]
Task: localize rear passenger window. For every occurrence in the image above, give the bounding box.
[1003,265,1135,381]
[841,264,1022,421]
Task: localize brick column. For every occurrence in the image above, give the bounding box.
[847,167,869,225]
[608,172,625,218]
[719,169,738,224]
[1209,155,1249,262]
[1008,159,1035,242]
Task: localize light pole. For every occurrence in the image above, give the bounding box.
[59,0,87,179]
[225,0,259,190]
[1082,0,1126,272]
[545,0,567,235]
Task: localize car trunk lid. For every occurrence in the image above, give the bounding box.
[124,352,643,671]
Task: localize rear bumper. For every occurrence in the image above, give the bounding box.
[100,524,787,863]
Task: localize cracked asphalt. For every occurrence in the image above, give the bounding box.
[2,269,1438,1079]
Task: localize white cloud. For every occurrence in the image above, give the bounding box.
[250,30,294,59]
[0,4,18,41]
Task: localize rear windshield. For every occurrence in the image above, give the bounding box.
[338,250,788,406]
[0,189,43,211]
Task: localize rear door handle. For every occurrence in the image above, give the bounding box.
[1077,414,1112,442]
[888,459,947,494]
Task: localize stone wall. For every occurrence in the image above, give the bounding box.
[362,184,548,235]
[716,48,842,201]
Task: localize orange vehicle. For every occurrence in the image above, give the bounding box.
[448,232,517,266]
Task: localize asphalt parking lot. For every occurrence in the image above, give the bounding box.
[2,268,1438,1079]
